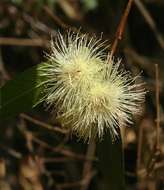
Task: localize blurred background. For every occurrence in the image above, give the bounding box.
[0,0,164,190]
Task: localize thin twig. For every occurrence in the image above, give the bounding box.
[43,157,71,163]
[22,13,57,37]
[155,64,160,150]
[0,144,22,159]
[0,48,11,82]
[124,47,156,77]
[43,6,81,34]
[145,64,161,177]
[32,136,96,161]
[43,6,69,29]
[137,120,144,173]
[80,140,96,190]
[146,149,160,177]
[134,0,164,49]
[18,122,93,161]
[110,0,134,57]
[56,170,96,189]
[20,113,69,135]
[0,37,49,47]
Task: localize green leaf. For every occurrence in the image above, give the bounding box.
[0,63,47,120]
[97,129,125,190]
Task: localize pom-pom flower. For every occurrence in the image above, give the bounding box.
[40,32,145,142]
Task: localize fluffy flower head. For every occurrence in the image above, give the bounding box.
[40,32,145,141]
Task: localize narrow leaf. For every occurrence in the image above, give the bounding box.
[97,129,125,190]
[0,63,47,120]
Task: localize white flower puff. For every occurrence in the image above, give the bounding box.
[40,32,146,142]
